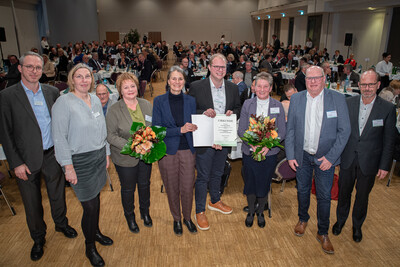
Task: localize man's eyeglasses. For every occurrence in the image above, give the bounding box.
[211,65,226,70]
[305,76,324,81]
[359,82,378,89]
[22,65,42,72]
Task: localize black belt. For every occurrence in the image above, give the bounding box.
[44,146,54,153]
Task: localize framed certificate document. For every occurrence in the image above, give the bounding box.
[191,114,237,147]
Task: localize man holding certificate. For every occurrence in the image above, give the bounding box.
[189,53,241,231]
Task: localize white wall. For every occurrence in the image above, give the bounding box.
[0,5,39,57]
[96,0,259,45]
[328,9,386,68]
[293,15,307,48]
[280,17,289,47]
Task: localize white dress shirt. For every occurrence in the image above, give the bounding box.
[375,60,392,77]
[304,90,324,154]
[359,96,376,135]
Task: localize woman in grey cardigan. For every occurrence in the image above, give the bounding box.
[106,73,153,234]
[52,64,113,267]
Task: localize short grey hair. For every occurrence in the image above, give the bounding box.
[232,71,243,80]
[254,72,273,87]
[167,65,186,81]
[360,69,380,83]
[19,51,43,66]
[306,65,324,77]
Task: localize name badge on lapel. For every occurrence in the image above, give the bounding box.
[372,119,383,127]
[145,115,152,122]
[326,110,337,118]
[34,101,43,106]
[93,112,100,118]
[270,107,280,114]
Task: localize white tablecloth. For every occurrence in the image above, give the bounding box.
[281,72,295,80]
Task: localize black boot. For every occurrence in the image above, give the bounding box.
[125,215,140,233]
[85,243,105,266]
[95,230,113,246]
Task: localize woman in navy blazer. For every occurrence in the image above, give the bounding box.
[238,72,286,228]
[152,66,198,236]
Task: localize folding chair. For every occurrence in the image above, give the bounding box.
[0,171,16,215]
[275,158,297,192]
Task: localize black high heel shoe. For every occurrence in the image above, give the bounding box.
[85,243,105,266]
[141,214,153,227]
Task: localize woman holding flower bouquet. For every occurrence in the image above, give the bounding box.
[238,72,286,228]
[152,66,198,236]
[106,73,153,233]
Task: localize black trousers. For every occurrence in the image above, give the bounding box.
[16,147,68,243]
[336,156,376,229]
[114,162,152,218]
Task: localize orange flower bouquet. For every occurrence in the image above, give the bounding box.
[240,114,283,161]
[121,122,166,164]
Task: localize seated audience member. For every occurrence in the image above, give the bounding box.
[322,48,329,61]
[287,52,298,70]
[259,54,273,73]
[294,63,309,92]
[0,55,21,87]
[142,48,157,70]
[313,55,321,66]
[226,54,237,75]
[344,53,356,68]
[375,52,392,90]
[57,48,69,72]
[379,79,400,106]
[340,64,359,87]
[89,52,103,73]
[321,62,336,83]
[332,50,344,64]
[39,54,56,83]
[118,52,130,69]
[73,49,84,64]
[180,58,195,90]
[240,79,256,105]
[137,53,152,82]
[173,41,181,58]
[187,52,197,70]
[48,47,58,62]
[281,84,298,120]
[31,47,39,54]
[242,61,258,88]
[236,55,247,71]
[198,52,209,69]
[232,71,248,96]
[96,83,116,116]
[81,54,91,68]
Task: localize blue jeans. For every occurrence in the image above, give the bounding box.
[296,151,334,235]
[195,147,228,213]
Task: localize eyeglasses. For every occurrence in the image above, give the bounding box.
[359,82,378,89]
[305,76,324,81]
[96,93,108,97]
[211,65,226,70]
[22,65,42,72]
[74,75,92,80]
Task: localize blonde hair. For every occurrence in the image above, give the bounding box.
[115,72,139,98]
[67,63,95,93]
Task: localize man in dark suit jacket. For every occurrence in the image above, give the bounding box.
[332,70,397,243]
[286,66,351,254]
[294,64,309,92]
[0,52,77,261]
[272,34,281,57]
[332,50,344,64]
[340,65,360,87]
[188,53,241,231]
[138,53,152,82]
[88,52,103,73]
[0,55,21,87]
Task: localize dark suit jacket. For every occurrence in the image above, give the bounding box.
[139,59,153,82]
[295,72,306,92]
[340,71,360,87]
[332,54,344,64]
[0,83,59,171]
[341,96,397,175]
[152,93,196,155]
[188,78,241,152]
[238,97,286,156]
[89,58,102,72]
[240,88,255,105]
[286,89,351,167]
[4,63,21,87]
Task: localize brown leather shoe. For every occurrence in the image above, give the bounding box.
[316,234,335,254]
[195,212,210,231]
[294,221,308,236]
[207,201,233,214]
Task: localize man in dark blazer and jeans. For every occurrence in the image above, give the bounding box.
[332,70,397,242]
[189,53,241,231]
[0,52,77,261]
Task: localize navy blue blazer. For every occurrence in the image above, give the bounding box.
[286,88,351,167]
[152,92,196,155]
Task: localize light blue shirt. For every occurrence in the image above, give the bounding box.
[22,81,53,150]
[209,79,226,114]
